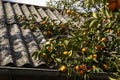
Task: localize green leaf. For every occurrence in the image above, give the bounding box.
[68,50,73,57]
[92,12,97,18]
[70,32,76,37]
[56,58,61,63]
[89,19,97,28]
[97,23,101,28]
[106,22,112,28]
[64,40,69,46]
[93,58,99,63]
[91,0,95,4]
[32,51,39,60]
[95,68,100,72]
[84,0,89,7]
[105,9,110,18]
[32,51,38,57]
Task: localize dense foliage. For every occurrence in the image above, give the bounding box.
[17,0,120,79]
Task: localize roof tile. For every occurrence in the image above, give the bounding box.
[0,1,5,22]
[21,5,31,19]
[29,6,42,22]
[0,1,69,68]
[4,2,16,24]
[38,8,48,18]
[0,22,13,66]
[13,3,23,15]
[53,10,67,23]
[9,24,30,66]
[45,9,58,20]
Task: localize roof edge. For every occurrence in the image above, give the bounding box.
[0,66,64,76]
[0,67,118,79]
[2,0,61,11]
[0,66,57,72]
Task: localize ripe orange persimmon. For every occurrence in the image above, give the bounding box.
[47,31,52,35]
[95,45,103,50]
[79,70,84,74]
[59,65,66,72]
[108,2,117,11]
[75,65,80,71]
[66,10,72,15]
[103,64,108,69]
[92,54,98,58]
[82,47,87,52]
[80,64,87,70]
[92,65,96,69]
[41,21,46,25]
[63,51,69,55]
[101,37,107,42]
[106,29,111,33]
[117,0,120,8]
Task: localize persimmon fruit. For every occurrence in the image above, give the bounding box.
[63,51,69,55]
[92,65,96,69]
[117,0,120,8]
[59,65,66,72]
[80,64,86,70]
[75,65,80,71]
[95,45,103,50]
[101,37,107,42]
[82,47,87,52]
[79,70,84,74]
[106,29,110,33]
[108,2,117,11]
[47,31,52,35]
[66,10,71,15]
[41,21,46,25]
[103,64,108,69]
[92,54,98,58]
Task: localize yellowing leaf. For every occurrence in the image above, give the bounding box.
[105,9,110,18]
[109,77,116,80]
[92,12,97,18]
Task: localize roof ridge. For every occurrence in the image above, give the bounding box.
[2,0,60,11]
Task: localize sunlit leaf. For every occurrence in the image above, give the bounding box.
[92,12,97,18]
[89,19,97,28]
[64,40,69,46]
[109,77,116,80]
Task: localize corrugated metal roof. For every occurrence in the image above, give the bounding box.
[0,1,68,68]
